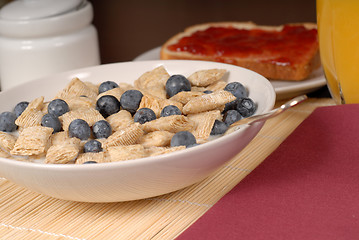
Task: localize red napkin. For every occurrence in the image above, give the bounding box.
[177,104,359,240]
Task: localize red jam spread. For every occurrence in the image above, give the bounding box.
[167,25,318,66]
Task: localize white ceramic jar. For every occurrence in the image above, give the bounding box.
[0,0,100,91]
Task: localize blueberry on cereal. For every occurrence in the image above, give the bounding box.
[120,90,143,115]
[68,119,91,140]
[188,143,200,148]
[92,120,112,139]
[41,113,62,133]
[98,81,119,94]
[83,160,98,164]
[84,140,103,153]
[0,111,17,132]
[224,82,248,99]
[223,102,236,116]
[210,120,228,135]
[236,98,256,118]
[134,108,156,124]
[170,131,196,148]
[13,101,29,118]
[96,95,121,118]
[165,75,191,97]
[160,105,181,117]
[48,99,69,117]
[203,90,213,94]
[224,110,242,126]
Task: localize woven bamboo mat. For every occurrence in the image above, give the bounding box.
[0,98,335,240]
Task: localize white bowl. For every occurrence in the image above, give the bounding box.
[0,60,275,202]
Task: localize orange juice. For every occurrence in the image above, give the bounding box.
[317,0,359,104]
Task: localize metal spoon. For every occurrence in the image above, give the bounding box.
[225,95,308,135]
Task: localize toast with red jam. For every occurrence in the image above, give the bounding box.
[160,22,320,81]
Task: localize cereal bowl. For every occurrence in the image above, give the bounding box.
[0,60,275,202]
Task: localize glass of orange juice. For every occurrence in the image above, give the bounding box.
[317,0,359,104]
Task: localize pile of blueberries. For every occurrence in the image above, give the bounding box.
[164,75,257,147]
[0,75,256,160]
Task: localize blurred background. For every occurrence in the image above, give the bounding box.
[89,0,316,64]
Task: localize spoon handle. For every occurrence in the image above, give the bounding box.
[225,95,308,134]
[247,94,308,125]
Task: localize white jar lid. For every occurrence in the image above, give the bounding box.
[0,0,92,38]
[0,0,85,20]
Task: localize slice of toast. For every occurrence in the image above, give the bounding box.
[160,22,320,81]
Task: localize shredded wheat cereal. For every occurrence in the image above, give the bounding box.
[11,126,53,156]
[0,65,255,164]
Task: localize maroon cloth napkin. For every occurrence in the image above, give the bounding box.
[177,104,359,240]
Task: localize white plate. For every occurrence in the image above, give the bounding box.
[0,60,276,202]
[134,47,326,100]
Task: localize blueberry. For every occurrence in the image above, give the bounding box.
[203,90,213,94]
[41,114,62,133]
[210,120,228,135]
[92,120,112,139]
[68,119,91,140]
[224,82,248,99]
[13,101,29,118]
[120,90,143,115]
[188,143,200,148]
[170,131,197,148]
[134,108,156,124]
[223,100,237,113]
[96,95,121,118]
[83,160,98,164]
[223,110,242,126]
[165,75,191,97]
[48,99,69,117]
[236,98,256,117]
[84,140,103,153]
[0,112,17,132]
[160,105,181,117]
[98,81,119,94]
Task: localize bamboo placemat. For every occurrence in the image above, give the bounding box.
[0,98,335,240]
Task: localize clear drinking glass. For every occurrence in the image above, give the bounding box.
[317,0,359,104]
